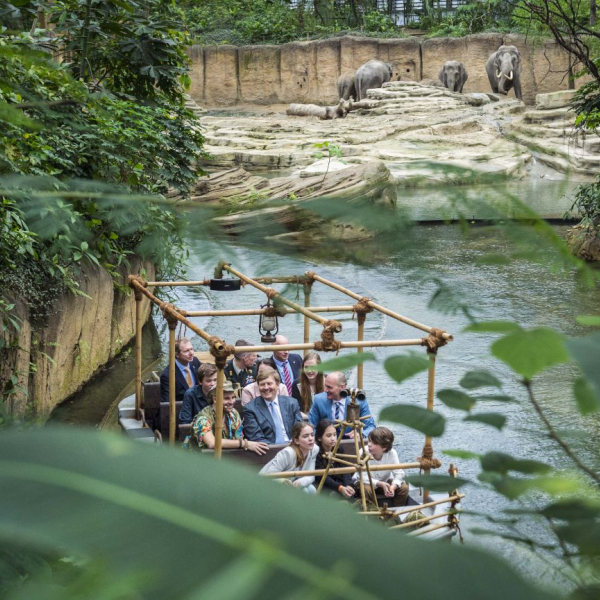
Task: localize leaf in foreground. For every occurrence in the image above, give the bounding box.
[0,427,558,600]
[309,352,376,373]
[491,327,569,380]
[405,475,470,492]
[459,370,502,390]
[437,389,475,411]
[383,353,430,384]
[380,405,445,437]
[463,413,507,430]
[566,332,600,401]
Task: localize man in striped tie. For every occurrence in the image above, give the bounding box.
[271,334,302,396]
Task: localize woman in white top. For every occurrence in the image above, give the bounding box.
[260,422,319,493]
[241,358,288,405]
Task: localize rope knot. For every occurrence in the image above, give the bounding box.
[421,327,449,354]
[418,442,442,470]
[352,296,374,320]
[208,336,235,369]
[315,320,343,353]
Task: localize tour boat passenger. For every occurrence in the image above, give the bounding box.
[159,337,201,403]
[179,363,217,425]
[271,334,302,396]
[260,422,319,492]
[243,369,303,444]
[314,419,355,499]
[224,339,258,394]
[353,426,409,506]
[291,351,324,417]
[188,381,269,455]
[241,358,288,405]
[308,371,376,438]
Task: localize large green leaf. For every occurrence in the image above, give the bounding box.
[442,450,481,460]
[573,376,600,415]
[566,332,600,400]
[479,473,581,500]
[556,522,600,556]
[0,428,557,600]
[463,321,523,334]
[437,389,475,412]
[405,475,470,492]
[383,353,430,384]
[310,352,376,373]
[463,413,506,430]
[480,452,552,476]
[541,499,600,522]
[491,328,569,380]
[380,405,445,437]
[459,370,502,390]
[575,315,600,327]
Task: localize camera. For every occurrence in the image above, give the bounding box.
[340,388,366,401]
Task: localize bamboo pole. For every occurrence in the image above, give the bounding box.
[357,493,465,516]
[184,306,355,317]
[391,510,456,530]
[134,293,143,420]
[262,462,422,479]
[232,339,427,354]
[357,313,365,389]
[214,367,225,459]
[408,521,453,537]
[422,352,437,500]
[168,325,177,445]
[223,265,334,328]
[146,279,211,287]
[309,272,452,340]
[304,285,311,358]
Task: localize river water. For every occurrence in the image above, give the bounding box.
[50,179,600,591]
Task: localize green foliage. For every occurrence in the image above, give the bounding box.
[405,474,469,492]
[380,404,445,436]
[437,388,475,411]
[463,412,506,430]
[0,427,556,600]
[310,351,376,373]
[383,352,430,383]
[424,0,514,37]
[459,370,502,390]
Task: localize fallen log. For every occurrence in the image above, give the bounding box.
[286,98,380,119]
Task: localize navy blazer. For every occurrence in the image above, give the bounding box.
[179,385,209,424]
[160,357,201,404]
[308,392,376,437]
[272,353,303,384]
[243,395,303,444]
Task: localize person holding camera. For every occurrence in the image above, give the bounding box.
[308,371,376,438]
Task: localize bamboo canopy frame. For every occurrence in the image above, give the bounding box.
[128,263,460,534]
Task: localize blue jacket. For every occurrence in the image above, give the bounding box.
[160,357,201,404]
[308,392,376,437]
[243,395,303,444]
[179,385,209,425]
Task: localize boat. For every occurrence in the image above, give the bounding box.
[118,261,461,539]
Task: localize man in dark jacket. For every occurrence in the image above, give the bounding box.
[160,338,201,403]
[179,363,218,424]
[271,334,302,396]
[224,339,258,394]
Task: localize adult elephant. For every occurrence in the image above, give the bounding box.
[438,60,468,93]
[337,71,356,101]
[486,45,523,100]
[354,60,393,101]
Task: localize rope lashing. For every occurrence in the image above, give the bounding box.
[128,274,148,301]
[448,463,464,543]
[352,296,374,320]
[263,303,287,318]
[418,442,442,471]
[208,335,235,369]
[421,327,448,354]
[314,319,343,353]
[265,287,279,301]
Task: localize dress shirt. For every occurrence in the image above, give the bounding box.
[176,359,196,386]
[332,400,345,421]
[267,396,289,442]
[273,357,293,393]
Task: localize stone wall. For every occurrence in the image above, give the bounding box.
[2,257,155,420]
[187,33,576,106]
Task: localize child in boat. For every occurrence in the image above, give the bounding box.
[353,426,409,507]
[314,419,355,498]
[188,381,269,455]
[259,422,319,493]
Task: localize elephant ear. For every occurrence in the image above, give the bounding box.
[438,67,444,83]
[461,65,468,83]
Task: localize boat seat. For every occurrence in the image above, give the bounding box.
[159,400,183,440]
[143,381,161,431]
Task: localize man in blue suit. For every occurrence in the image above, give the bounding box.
[160,338,201,404]
[308,371,376,438]
[271,334,302,396]
[243,369,303,444]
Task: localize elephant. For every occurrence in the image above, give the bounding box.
[486,45,523,100]
[337,71,356,101]
[354,60,393,101]
[438,60,468,93]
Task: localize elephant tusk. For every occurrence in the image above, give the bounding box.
[506,70,514,81]
[496,69,501,79]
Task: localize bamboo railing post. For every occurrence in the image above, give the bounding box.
[303,283,311,358]
[166,315,178,445]
[357,312,366,389]
[214,366,225,459]
[133,286,143,421]
[425,351,437,469]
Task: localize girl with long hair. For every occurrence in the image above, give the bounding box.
[314,419,355,498]
[259,422,319,492]
[291,352,324,414]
